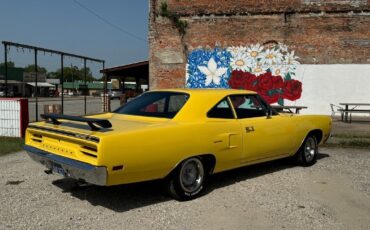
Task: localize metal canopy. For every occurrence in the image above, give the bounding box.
[27,82,55,87]
[2,41,106,121]
[2,41,104,63]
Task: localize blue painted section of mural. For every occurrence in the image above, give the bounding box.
[185,43,302,105]
[186,48,231,88]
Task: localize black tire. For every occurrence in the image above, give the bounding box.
[167,157,206,201]
[295,135,318,166]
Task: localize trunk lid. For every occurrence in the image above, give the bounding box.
[25,113,170,165]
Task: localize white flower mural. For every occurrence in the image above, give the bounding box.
[230,53,250,72]
[246,43,264,60]
[227,46,247,56]
[283,51,300,74]
[269,65,289,77]
[260,48,284,66]
[278,42,288,52]
[197,58,228,86]
[250,64,267,76]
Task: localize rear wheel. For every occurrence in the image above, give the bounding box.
[295,135,318,166]
[167,157,205,201]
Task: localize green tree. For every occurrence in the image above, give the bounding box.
[52,66,95,82]
[23,64,47,73]
[46,72,59,79]
[0,61,15,68]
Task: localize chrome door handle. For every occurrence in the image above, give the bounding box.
[245,126,254,133]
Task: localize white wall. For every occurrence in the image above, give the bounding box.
[284,64,370,115]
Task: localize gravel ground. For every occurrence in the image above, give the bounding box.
[1,147,369,230]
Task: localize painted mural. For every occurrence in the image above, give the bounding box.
[185,43,302,105]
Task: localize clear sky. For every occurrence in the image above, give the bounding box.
[0,0,148,78]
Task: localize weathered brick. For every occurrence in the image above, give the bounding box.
[166,0,370,14]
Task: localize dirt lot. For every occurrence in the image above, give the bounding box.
[1,147,369,230]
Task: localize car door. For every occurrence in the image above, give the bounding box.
[229,94,296,163]
[205,97,243,171]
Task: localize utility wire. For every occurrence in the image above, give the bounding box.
[72,0,146,42]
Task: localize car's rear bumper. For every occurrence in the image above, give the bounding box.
[24,145,107,186]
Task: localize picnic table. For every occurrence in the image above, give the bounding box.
[271,105,308,114]
[339,103,370,123]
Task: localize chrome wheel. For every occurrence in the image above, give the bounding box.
[179,158,204,193]
[304,136,317,162]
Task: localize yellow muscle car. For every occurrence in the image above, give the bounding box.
[24,89,331,200]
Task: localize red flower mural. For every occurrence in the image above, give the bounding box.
[228,70,246,89]
[283,79,302,101]
[244,72,258,92]
[257,72,273,91]
[272,75,284,89]
[259,90,281,104]
[228,70,301,105]
[228,70,258,91]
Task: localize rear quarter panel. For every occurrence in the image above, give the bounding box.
[100,122,216,185]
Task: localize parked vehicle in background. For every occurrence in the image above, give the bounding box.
[24,89,332,201]
[110,90,122,99]
[0,90,14,97]
[100,90,122,99]
[48,89,59,97]
[59,91,80,96]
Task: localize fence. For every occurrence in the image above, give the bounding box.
[0,98,28,137]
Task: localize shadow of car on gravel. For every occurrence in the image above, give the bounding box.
[52,152,330,212]
[205,152,329,195]
[52,178,171,212]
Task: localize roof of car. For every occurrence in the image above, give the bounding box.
[151,88,257,96]
[148,88,257,121]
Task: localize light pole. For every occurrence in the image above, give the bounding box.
[71,64,74,91]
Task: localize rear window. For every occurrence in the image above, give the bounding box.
[113,92,189,118]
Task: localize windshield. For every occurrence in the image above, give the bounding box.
[113,92,189,118]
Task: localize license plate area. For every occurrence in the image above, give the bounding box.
[51,162,66,176]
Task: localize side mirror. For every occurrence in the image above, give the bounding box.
[266,107,273,119]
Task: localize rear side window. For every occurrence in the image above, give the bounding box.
[207,98,235,119]
[168,94,188,112]
[114,92,189,118]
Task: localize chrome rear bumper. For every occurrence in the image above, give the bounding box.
[24,145,107,186]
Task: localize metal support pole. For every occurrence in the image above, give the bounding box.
[136,77,140,91]
[122,76,126,93]
[4,44,8,97]
[103,61,107,112]
[34,49,38,121]
[84,58,87,115]
[61,54,64,114]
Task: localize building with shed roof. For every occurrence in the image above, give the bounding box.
[1,66,55,97]
[100,61,149,93]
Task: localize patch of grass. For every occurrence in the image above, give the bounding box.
[338,139,370,148]
[324,138,370,149]
[0,137,24,156]
[331,133,370,139]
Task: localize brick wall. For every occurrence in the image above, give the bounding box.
[149,0,370,89]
